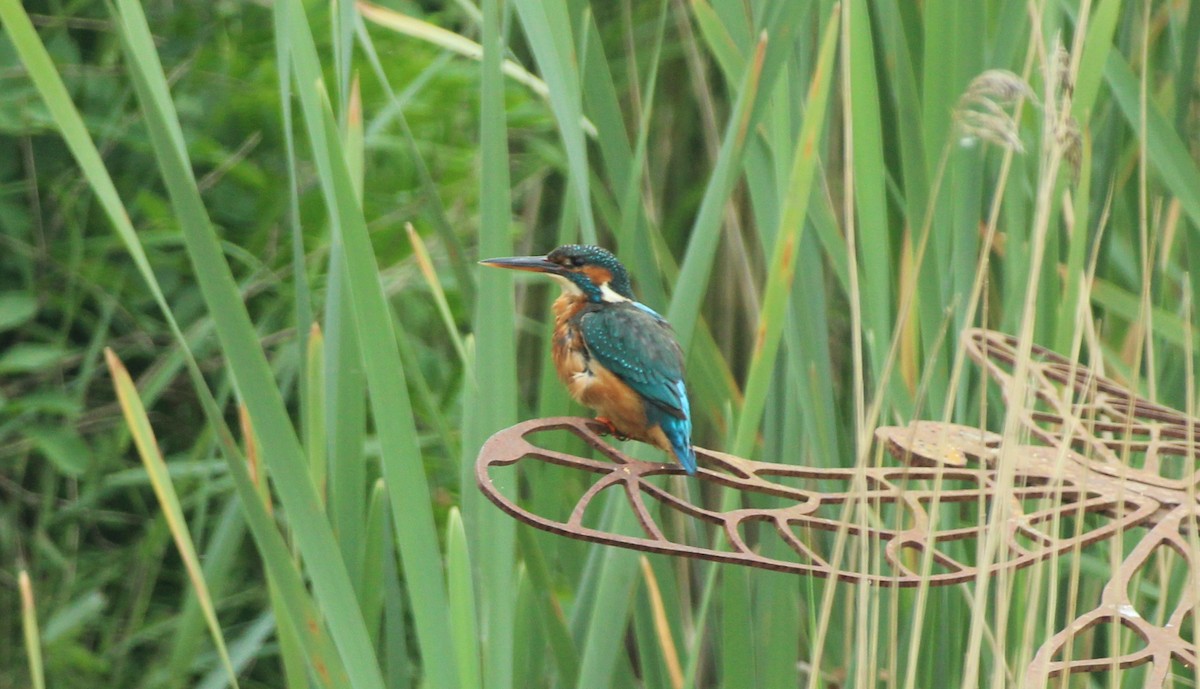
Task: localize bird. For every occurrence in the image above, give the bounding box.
[481,244,697,474]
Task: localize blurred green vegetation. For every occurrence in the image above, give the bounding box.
[2,0,1199,687]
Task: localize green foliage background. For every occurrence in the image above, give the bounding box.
[2,0,1199,687]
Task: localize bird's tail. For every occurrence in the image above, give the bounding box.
[673,441,697,475]
[660,415,696,475]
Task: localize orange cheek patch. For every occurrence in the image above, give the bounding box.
[582,265,612,287]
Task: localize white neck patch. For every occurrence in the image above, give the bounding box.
[599,282,631,303]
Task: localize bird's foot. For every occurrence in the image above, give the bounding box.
[594,416,629,440]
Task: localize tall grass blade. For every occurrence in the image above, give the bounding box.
[19,571,45,689]
[1070,0,1121,122]
[110,0,390,685]
[845,0,893,389]
[280,0,462,682]
[446,509,483,689]
[730,8,839,459]
[582,3,669,309]
[1089,278,1194,349]
[323,241,369,583]
[667,33,768,349]
[407,223,469,367]
[667,1,805,349]
[306,325,328,503]
[573,515,640,689]
[463,1,520,688]
[510,0,596,243]
[639,557,683,689]
[162,500,248,689]
[361,479,389,644]
[517,528,579,686]
[0,5,348,687]
[353,17,476,306]
[689,0,745,82]
[357,0,599,138]
[104,348,241,688]
[1104,53,1200,232]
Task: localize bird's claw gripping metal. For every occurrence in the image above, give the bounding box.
[593,416,629,440]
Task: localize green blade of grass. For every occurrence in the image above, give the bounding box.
[0,5,350,687]
[846,0,893,389]
[870,0,929,256]
[709,0,753,48]
[109,0,390,685]
[668,1,806,350]
[510,570,539,685]
[638,557,683,689]
[730,7,839,459]
[19,571,45,689]
[306,324,328,503]
[572,497,641,689]
[353,11,476,307]
[162,500,247,689]
[446,509,482,689]
[510,0,596,243]
[324,245,369,586]
[105,349,241,689]
[1103,49,1200,233]
[1090,277,1194,350]
[462,1,520,688]
[360,479,388,645]
[666,33,768,350]
[1068,0,1122,123]
[407,223,469,368]
[356,0,597,138]
[581,3,668,309]
[276,0,313,376]
[1054,135,1094,353]
[690,0,746,84]
[279,0,462,683]
[720,564,756,687]
[517,527,580,686]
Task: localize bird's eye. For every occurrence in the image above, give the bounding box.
[570,256,585,267]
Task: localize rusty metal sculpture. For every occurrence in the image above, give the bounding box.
[476,328,1198,686]
[959,329,1198,686]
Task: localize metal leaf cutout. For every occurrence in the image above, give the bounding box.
[475,329,1199,685]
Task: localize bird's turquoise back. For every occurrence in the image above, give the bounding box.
[578,302,696,473]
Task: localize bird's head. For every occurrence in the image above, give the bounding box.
[480,244,635,303]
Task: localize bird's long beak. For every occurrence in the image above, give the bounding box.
[479,254,565,275]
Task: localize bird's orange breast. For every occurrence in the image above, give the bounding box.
[551,294,590,388]
[550,295,656,445]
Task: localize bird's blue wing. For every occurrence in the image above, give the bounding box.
[578,304,687,419]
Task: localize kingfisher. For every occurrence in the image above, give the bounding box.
[481,244,697,474]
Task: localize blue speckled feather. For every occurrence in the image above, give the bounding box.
[578,302,696,473]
